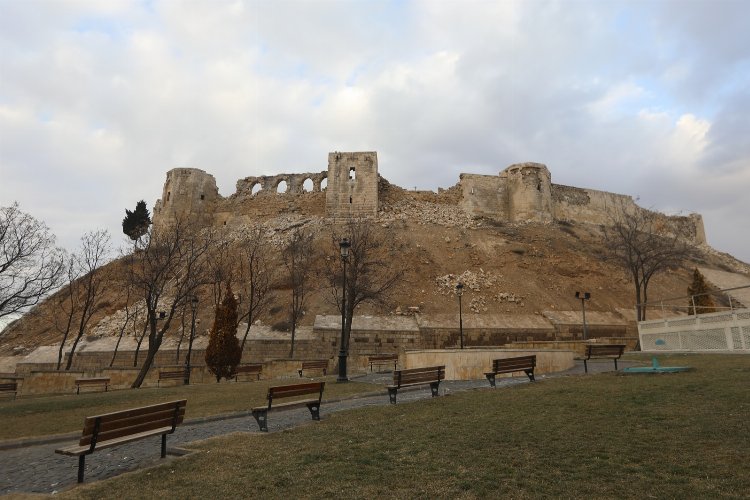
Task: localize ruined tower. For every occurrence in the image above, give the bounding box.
[503,162,554,223]
[325,152,379,219]
[152,168,219,231]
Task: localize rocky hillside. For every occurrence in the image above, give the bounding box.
[1,180,748,358]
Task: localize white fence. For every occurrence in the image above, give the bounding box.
[638,309,750,352]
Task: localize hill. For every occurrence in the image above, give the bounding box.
[1,176,748,363]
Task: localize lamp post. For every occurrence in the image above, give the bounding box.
[184,295,198,385]
[456,282,464,349]
[575,291,591,340]
[337,238,351,382]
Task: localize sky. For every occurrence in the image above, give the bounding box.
[0,0,748,264]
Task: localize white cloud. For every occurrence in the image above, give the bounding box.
[0,0,748,263]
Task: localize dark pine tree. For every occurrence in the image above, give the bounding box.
[687,268,715,315]
[205,283,242,382]
[122,200,152,242]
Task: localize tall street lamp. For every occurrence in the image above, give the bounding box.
[456,282,464,349]
[184,295,199,385]
[337,238,351,382]
[575,291,591,340]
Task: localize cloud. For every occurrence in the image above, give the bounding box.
[0,0,748,263]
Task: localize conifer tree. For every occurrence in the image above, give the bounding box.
[205,283,242,381]
[687,268,715,315]
[122,200,152,242]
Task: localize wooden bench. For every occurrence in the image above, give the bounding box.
[484,355,536,388]
[386,365,445,404]
[55,399,187,483]
[368,353,398,372]
[234,363,263,382]
[298,360,328,377]
[0,381,18,399]
[75,377,110,394]
[158,369,188,387]
[251,382,325,432]
[582,344,626,373]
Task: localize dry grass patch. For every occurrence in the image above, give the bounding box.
[0,376,374,440]
[63,354,749,499]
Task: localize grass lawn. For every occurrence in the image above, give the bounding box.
[59,353,749,499]
[0,376,375,441]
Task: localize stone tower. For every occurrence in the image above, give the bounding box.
[325,152,379,219]
[152,168,220,231]
[503,162,554,223]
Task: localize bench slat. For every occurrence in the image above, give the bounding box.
[269,382,323,399]
[80,409,186,444]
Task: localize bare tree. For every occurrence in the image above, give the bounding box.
[603,204,694,321]
[0,203,65,318]
[62,230,112,370]
[208,238,234,310]
[51,254,77,370]
[235,227,274,353]
[323,218,404,372]
[281,227,315,358]
[129,221,214,388]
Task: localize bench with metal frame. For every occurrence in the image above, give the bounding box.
[298,360,328,377]
[234,363,263,382]
[251,382,325,432]
[484,355,536,388]
[386,365,445,404]
[158,369,188,387]
[75,377,110,394]
[582,344,626,373]
[55,399,187,483]
[0,381,18,399]
[368,353,398,372]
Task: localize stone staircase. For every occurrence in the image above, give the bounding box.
[697,267,750,309]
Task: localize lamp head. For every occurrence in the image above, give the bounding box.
[339,238,351,259]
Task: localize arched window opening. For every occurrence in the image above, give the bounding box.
[321,178,328,191]
[277,180,288,194]
[251,183,262,196]
[302,178,313,192]
[349,167,356,180]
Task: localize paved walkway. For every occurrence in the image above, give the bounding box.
[0,360,631,495]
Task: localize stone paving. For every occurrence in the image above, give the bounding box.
[0,360,630,495]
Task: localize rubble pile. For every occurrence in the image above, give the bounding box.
[379,199,475,228]
[435,269,499,295]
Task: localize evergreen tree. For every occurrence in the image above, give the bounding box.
[205,283,242,381]
[687,268,715,315]
[122,200,152,242]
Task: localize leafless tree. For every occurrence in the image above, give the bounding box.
[281,227,315,358]
[0,203,65,318]
[129,220,214,388]
[61,230,112,370]
[208,238,234,310]
[235,227,274,353]
[50,253,77,370]
[602,204,695,321]
[323,218,404,359]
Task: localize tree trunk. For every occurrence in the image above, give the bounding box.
[132,320,160,388]
[133,321,148,367]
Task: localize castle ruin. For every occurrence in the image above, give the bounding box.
[152,152,706,245]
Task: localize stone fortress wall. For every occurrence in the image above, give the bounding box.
[152,152,706,245]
